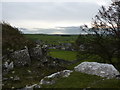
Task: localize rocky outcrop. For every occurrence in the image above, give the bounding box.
[29,46,43,60]
[11,49,31,66]
[74,62,120,79]
[40,70,73,85]
[3,45,45,67]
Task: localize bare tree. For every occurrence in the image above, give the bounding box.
[76,1,120,70]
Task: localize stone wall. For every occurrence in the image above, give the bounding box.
[47,56,72,65]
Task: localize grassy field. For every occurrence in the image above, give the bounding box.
[24,34,78,45]
[48,49,99,70]
[48,49,77,61]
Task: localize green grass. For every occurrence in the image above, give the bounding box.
[42,71,120,88]
[48,49,105,70]
[90,78,120,88]
[48,49,77,61]
[42,71,103,88]
[24,34,78,45]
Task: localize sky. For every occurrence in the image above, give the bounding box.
[1,0,112,34]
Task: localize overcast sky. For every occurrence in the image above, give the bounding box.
[1,0,112,34]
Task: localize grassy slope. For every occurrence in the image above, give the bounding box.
[48,49,77,61]
[42,71,120,88]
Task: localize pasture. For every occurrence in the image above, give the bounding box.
[24,34,79,45]
[48,49,77,61]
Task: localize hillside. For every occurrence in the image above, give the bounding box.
[2,23,26,55]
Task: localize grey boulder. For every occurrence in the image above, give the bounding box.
[3,61,14,71]
[40,70,73,85]
[74,62,120,79]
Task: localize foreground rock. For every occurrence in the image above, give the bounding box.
[19,84,41,90]
[40,70,73,85]
[4,61,14,70]
[3,45,46,67]
[25,84,41,89]
[3,61,14,74]
[74,62,120,79]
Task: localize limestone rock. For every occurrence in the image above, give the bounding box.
[8,61,14,70]
[11,49,31,66]
[29,47,43,60]
[40,79,55,85]
[40,70,73,85]
[74,62,120,79]
[3,61,14,71]
[14,76,20,81]
[12,71,15,74]
[62,70,73,77]
[4,61,8,68]
[47,70,73,78]
[25,84,41,89]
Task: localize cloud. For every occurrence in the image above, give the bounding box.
[2,2,99,27]
[3,2,99,21]
[19,26,84,34]
[1,0,112,3]
[2,0,112,34]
